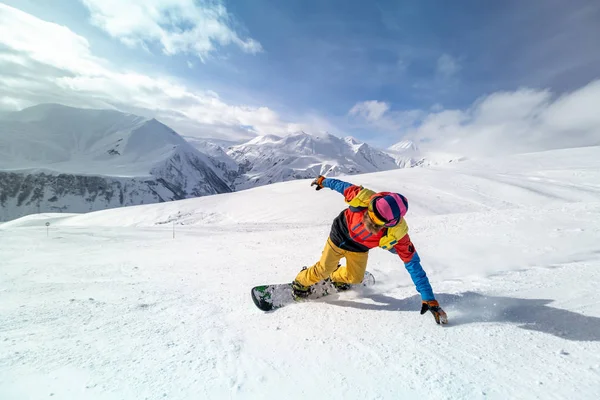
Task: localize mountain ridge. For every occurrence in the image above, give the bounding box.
[0,104,232,221]
[0,103,429,221]
[223,131,419,189]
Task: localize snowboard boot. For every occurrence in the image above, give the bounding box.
[323,277,351,291]
[292,267,311,299]
[328,264,351,291]
[292,280,311,298]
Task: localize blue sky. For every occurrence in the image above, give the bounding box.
[1,0,599,147]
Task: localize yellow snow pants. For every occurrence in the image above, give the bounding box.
[295,238,369,286]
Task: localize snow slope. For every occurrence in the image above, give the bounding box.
[1,146,600,399]
[0,104,231,221]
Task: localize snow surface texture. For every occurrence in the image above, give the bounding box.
[1,146,600,399]
[0,104,232,221]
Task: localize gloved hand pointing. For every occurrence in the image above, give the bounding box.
[311,175,326,191]
[420,300,448,325]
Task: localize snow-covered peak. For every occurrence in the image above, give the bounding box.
[275,131,345,156]
[388,139,419,152]
[226,131,401,189]
[0,104,198,176]
[386,139,468,166]
[344,136,362,146]
[244,134,283,146]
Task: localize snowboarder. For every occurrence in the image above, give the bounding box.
[292,175,448,324]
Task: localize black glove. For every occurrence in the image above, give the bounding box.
[420,300,448,325]
[311,175,326,191]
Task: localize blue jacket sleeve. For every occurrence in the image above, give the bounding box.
[403,252,435,301]
[322,178,353,195]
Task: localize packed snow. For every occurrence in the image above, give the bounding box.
[1,146,600,399]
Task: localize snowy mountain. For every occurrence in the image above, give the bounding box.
[226,131,403,190]
[0,104,231,222]
[2,145,600,399]
[181,137,241,186]
[387,139,467,166]
[0,103,445,222]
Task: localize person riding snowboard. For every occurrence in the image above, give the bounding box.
[292,175,448,325]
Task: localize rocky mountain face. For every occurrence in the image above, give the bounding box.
[212,132,420,190]
[0,172,164,220]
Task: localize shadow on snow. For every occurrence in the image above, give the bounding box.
[328,291,600,342]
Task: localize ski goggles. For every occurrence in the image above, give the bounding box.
[367,199,399,227]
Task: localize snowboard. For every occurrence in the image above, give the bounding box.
[251,271,375,312]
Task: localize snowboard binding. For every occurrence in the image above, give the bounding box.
[291,280,312,299]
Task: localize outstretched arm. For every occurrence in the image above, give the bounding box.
[392,235,448,324]
[392,235,435,300]
[311,176,375,207]
[321,177,353,195]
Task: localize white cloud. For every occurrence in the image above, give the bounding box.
[349,80,600,156]
[0,96,27,111]
[436,53,461,79]
[0,4,295,141]
[80,0,263,61]
[405,81,600,156]
[349,100,390,122]
[0,5,106,76]
[348,100,423,132]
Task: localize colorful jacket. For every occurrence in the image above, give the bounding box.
[322,178,435,300]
